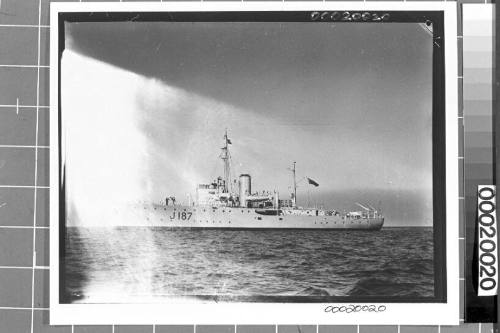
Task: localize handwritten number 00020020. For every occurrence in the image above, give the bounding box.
[324,305,386,314]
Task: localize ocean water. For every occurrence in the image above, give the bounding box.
[64,227,434,303]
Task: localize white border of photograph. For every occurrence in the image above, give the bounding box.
[50,1,459,325]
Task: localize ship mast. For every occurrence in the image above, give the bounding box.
[220,130,231,193]
[291,161,297,207]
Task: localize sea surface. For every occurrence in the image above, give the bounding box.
[64,227,434,303]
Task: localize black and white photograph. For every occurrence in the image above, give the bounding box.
[50,2,459,325]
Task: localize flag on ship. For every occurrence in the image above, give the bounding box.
[307,177,319,187]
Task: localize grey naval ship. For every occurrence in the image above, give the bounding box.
[140,131,384,230]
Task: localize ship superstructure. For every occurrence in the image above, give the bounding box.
[139,131,384,230]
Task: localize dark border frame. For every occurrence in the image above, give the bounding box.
[57,10,447,304]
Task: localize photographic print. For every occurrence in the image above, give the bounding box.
[50,2,459,325]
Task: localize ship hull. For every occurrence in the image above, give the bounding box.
[124,204,384,230]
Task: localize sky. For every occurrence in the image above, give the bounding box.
[62,20,434,226]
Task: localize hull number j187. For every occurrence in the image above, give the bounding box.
[169,211,193,221]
